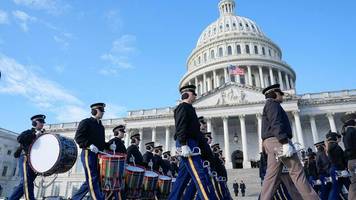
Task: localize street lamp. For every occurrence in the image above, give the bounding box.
[233,133,239,144]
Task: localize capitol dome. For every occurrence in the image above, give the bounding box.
[180,0,296,96]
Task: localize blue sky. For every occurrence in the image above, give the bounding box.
[0,0,356,133]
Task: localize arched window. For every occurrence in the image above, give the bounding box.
[210,50,215,59]
[227,46,232,55]
[245,45,250,54]
[236,45,241,54]
[204,53,207,62]
[254,45,258,54]
[262,47,266,55]
[219,47,223,57]
[268,49,272,56]
[198,56,201,64]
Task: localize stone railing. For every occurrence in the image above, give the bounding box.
[45,118,125,131]
[0,128,18,136]
[128,107,174,117]
[299,89,356,100]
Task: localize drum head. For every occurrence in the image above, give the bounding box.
[30,134,60,173]
[126,165,144,172]
[159,175,171,180]
[145,171,158,178]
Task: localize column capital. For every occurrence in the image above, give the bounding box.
[326,112,335,118]
[256,113,262,119]
[292,110,300,116]
[222,116,229,120]
[239,114,246,119]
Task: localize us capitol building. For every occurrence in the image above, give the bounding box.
[11,0,354,197]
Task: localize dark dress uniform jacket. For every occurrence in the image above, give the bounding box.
[126,144,143,166]
[327,143,347,170]
[17,128,37,154]
[152,155,165,172]
[261,99,292,143]
[174,102,204,145]
[343,126,356,160]
[75,117,107,151]
[316,150,331,175]
[143,151,154,168]
[107,137,127,154]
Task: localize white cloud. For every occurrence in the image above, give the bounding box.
[100,35,137,75]
[12,10,36,32]
[0,54,86,122]
[13,0,70,15]
[0,10,10,24]
[103,103,127,119]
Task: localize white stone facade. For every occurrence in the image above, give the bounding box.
[25,0,356,198]
[0,128,20,198]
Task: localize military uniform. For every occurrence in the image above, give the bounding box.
[169,85,218,200]
[107,125,127,154]
[341,113,356,200]
[126,134,144,166]
[143,142,155,169]
[72,103,108,200]
[8,115,46,200]
[260,84,318,200]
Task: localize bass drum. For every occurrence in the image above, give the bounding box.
[29,133,77,176]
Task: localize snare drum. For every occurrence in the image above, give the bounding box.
[29,134,77,176]
[156,175,172,200]
[98,153,126,191]
[125,165,145,199]
[142,170,159,199]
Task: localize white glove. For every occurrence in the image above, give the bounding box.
[89,144,99,154]
[341,170,349,177]
[181,145,192,157]
[281,143,295,158]
[110,142,117,151]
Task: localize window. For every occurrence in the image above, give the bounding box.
[262,47,266,55]
[227,46,232,55]
[72,186,79,196]
[210,50,215,59]
[226,24,229,28]
[236,45,241,54]
[245,45,250,54]
[254,46,258,54]
[239,23,243,30]
[268,49,272,56]
[246,23,249,29]
[233,23,236,28]
[204,53,207,62]
[252,74,256,86]
[240,75,246,85]
[218,47,223,57]
[198,56,201,64]
[12,167,16,176]
[2,166,8,176]
[7,150,11,155]
[52,184,60,195]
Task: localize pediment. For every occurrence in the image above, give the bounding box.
[193,83,265,107]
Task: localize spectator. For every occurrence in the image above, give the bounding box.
[233,179,239,197]
[240,180,246,197]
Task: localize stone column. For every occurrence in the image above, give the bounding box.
[165,126,170,151]
[207,75,212,91]
[291,120,297,144]
[256,113,263,153]
[278,70,284,90]
[289,77,294,89]
[203,73,207,94]
[125,129,130,147]
[207,117,215,142]
[259,66,265,88]
[309,116,319,144]
[327,113,337,132]
[285,74,290,90]
[213,70,218,88]
[293,111,305,147]
[247,65,252,86]
[152,126,157,142]
[223,116,231,166]
[239,115,250,168]
[269,67,275,85]
[194,77,198,88]
[224,67,229,84]
[139,128,144,151]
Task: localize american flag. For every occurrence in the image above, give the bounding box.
[228,65,245,75]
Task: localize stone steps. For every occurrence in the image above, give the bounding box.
[226,168,261,199]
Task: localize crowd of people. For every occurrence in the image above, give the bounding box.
[7,82,356,200]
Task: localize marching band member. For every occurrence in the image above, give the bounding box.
[341,113,356,200]
[325,131,349,199]
[315,141,331,200]
[143,141,155,169]
[72,103,114,200]
[162,151,173,176]
[259,84,319,200]
[126,133,144,166]
[152,145,165,173]
[168,85,219,200]
[107,125,127,154]
[8,114,46,200]
[170,155,179,177]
